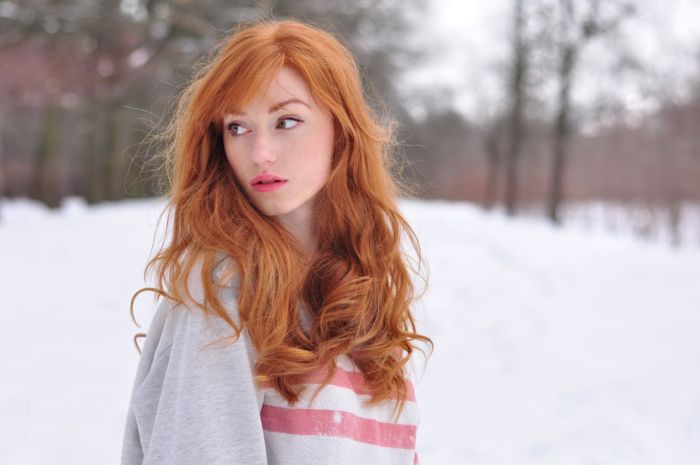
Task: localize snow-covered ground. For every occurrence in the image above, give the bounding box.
[1,197,698,465]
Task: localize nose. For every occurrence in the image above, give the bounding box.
[250,130,277,166]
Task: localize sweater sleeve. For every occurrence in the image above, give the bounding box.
[120,283,268,465]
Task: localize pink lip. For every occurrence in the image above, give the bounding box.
[251,173,288,192]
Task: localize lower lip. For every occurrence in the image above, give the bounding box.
[252,180,288,192]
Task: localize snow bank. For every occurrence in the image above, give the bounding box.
[1,197,698,465]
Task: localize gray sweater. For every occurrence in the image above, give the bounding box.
[120,264,421,465]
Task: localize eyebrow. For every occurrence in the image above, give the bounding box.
[229,98,311,116]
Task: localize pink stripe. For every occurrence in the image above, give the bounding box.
[261,366,416,402]
[414,451,420,464]
[261,405,417,449]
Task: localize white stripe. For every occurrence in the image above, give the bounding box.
[335,354,419,389]
[335,354,360,371]
[263,430,415,465]
[263,381,418,426]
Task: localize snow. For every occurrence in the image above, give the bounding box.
[1,197,698,464]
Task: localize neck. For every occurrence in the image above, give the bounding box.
[275,201,319,255]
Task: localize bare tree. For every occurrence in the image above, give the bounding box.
[0,101,5,221]
[482,118,507,210]
[504,0,531,216]
[1,0,425,206]
[546,0,634,224]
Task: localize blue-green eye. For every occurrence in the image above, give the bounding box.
[227,122,249,136]
[277,117,302,129]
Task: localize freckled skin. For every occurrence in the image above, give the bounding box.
[222,66,335,245]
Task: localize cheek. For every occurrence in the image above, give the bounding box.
[299,138,333,183]
[312,119,335,173]
[223,142,245,179]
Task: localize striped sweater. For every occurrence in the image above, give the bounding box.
[120,265,421,465]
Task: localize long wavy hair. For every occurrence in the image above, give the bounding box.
[131,19,432,420]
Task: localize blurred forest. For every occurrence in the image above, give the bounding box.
[1,0,699,246]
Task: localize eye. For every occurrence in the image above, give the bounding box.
[226,121,249,136]
[277,117,302,130]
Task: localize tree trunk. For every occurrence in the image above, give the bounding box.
[483,127,502,210]
[547,44,575,225]
[0,103,5,221]
[668,199,682,247]
[83,103,102,204]
[505,0,528,216]
[31,103,61,207]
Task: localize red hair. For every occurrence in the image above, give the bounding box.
[132,19,432,420]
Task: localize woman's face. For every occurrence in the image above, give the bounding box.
[222,66,335,226]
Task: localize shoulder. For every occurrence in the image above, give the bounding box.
[178,252,241,316]
[134,253,249,387]
[130,278,263,415]
[122,254,267,465]
[155,255,243,343]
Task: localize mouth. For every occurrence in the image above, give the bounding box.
[251,173,288,192]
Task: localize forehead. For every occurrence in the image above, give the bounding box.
[267,67,312,99]
[221,66,315,116]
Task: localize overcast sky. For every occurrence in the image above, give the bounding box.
[400,0,700,122]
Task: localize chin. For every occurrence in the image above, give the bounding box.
[254,202,294,218]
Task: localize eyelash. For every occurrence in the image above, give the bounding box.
[226,116,303,136]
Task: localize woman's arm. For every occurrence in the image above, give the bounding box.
[120,288,267,465]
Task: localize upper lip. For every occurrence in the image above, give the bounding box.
[251,173,287,185]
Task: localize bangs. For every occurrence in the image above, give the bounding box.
[211,47,286,130]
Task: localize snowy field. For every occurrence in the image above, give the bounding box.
[1,197,699,465]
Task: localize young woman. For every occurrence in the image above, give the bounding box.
[121,19,432,465]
